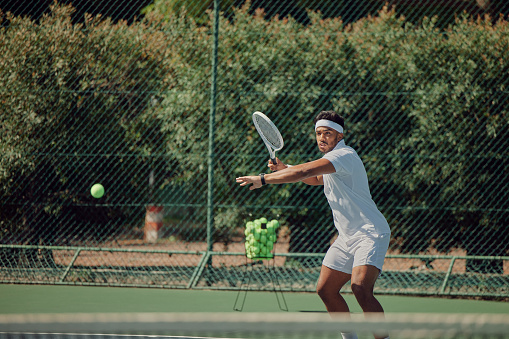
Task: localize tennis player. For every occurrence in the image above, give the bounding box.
[236,111,391,339]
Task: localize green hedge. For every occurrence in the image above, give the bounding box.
[0,3,172,244]
[342,10,509,257]
[1,3,507,258]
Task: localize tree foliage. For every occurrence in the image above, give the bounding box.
[0,3,171,245]
[0,3,507,261]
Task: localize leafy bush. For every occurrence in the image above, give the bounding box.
[342,9,509,258]
[1,3,507,261]
[0,3,172,247]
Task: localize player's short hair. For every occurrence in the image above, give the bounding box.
[314,111,345,129]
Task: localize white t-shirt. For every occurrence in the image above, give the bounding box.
[322,140,391,241]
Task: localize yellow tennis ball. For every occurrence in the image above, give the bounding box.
[244,227,251,236]
[267,241,274,251]
[254,220,262,229]
[90,183,104,198]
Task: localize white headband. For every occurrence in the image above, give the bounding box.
[315,119,344,133]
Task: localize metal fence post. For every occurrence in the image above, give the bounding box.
[207,0,220,254]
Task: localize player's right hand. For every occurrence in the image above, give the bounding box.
[268,158,287,172]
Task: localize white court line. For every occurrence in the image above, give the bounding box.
[1,334,244,339]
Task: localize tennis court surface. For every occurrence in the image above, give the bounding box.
[1,284,508,339]
[1,312,509,339]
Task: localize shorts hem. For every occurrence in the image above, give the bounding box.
[322,262,352,275]
[352,261,383,271]
[352,262,384,277]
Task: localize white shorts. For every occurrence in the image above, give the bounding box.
[322,233,390,274]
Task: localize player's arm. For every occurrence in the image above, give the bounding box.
[236,158,335,190]
[267,158,324,186]
[301,174,324,186]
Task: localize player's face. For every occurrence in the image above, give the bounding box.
[316,127,343,153]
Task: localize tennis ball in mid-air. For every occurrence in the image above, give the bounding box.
[90,183,105,198]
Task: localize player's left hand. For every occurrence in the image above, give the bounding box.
[236,176,262,190]
[268,157,287,172]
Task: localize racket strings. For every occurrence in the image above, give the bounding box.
[255,116,283,149]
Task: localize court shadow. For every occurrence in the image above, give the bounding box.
[298,310,328,313]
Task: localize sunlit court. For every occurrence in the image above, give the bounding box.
[1,0,508,338]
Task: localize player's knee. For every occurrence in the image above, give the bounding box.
[316,284,326,299]
[350,283,373,303]
[316,284,333,302]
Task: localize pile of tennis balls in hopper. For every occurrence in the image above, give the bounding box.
[244,217,279,259]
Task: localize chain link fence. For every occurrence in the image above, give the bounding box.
[1,0,508,297]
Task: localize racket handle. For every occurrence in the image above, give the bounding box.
[271,158,277,165]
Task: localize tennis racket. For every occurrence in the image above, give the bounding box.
[252,111,284,165]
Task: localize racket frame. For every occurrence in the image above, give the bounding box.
[252,111,284,165]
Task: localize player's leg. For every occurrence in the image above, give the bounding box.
[317,265,358,339]
[350,264,384,313]
[350,234,391,339]
[318,240,358,339]
[316,265,352,312]
[350,234,389,313]
[351,265,388,339]
[318,238,354,313]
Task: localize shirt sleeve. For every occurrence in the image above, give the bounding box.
[323,150,353,175]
